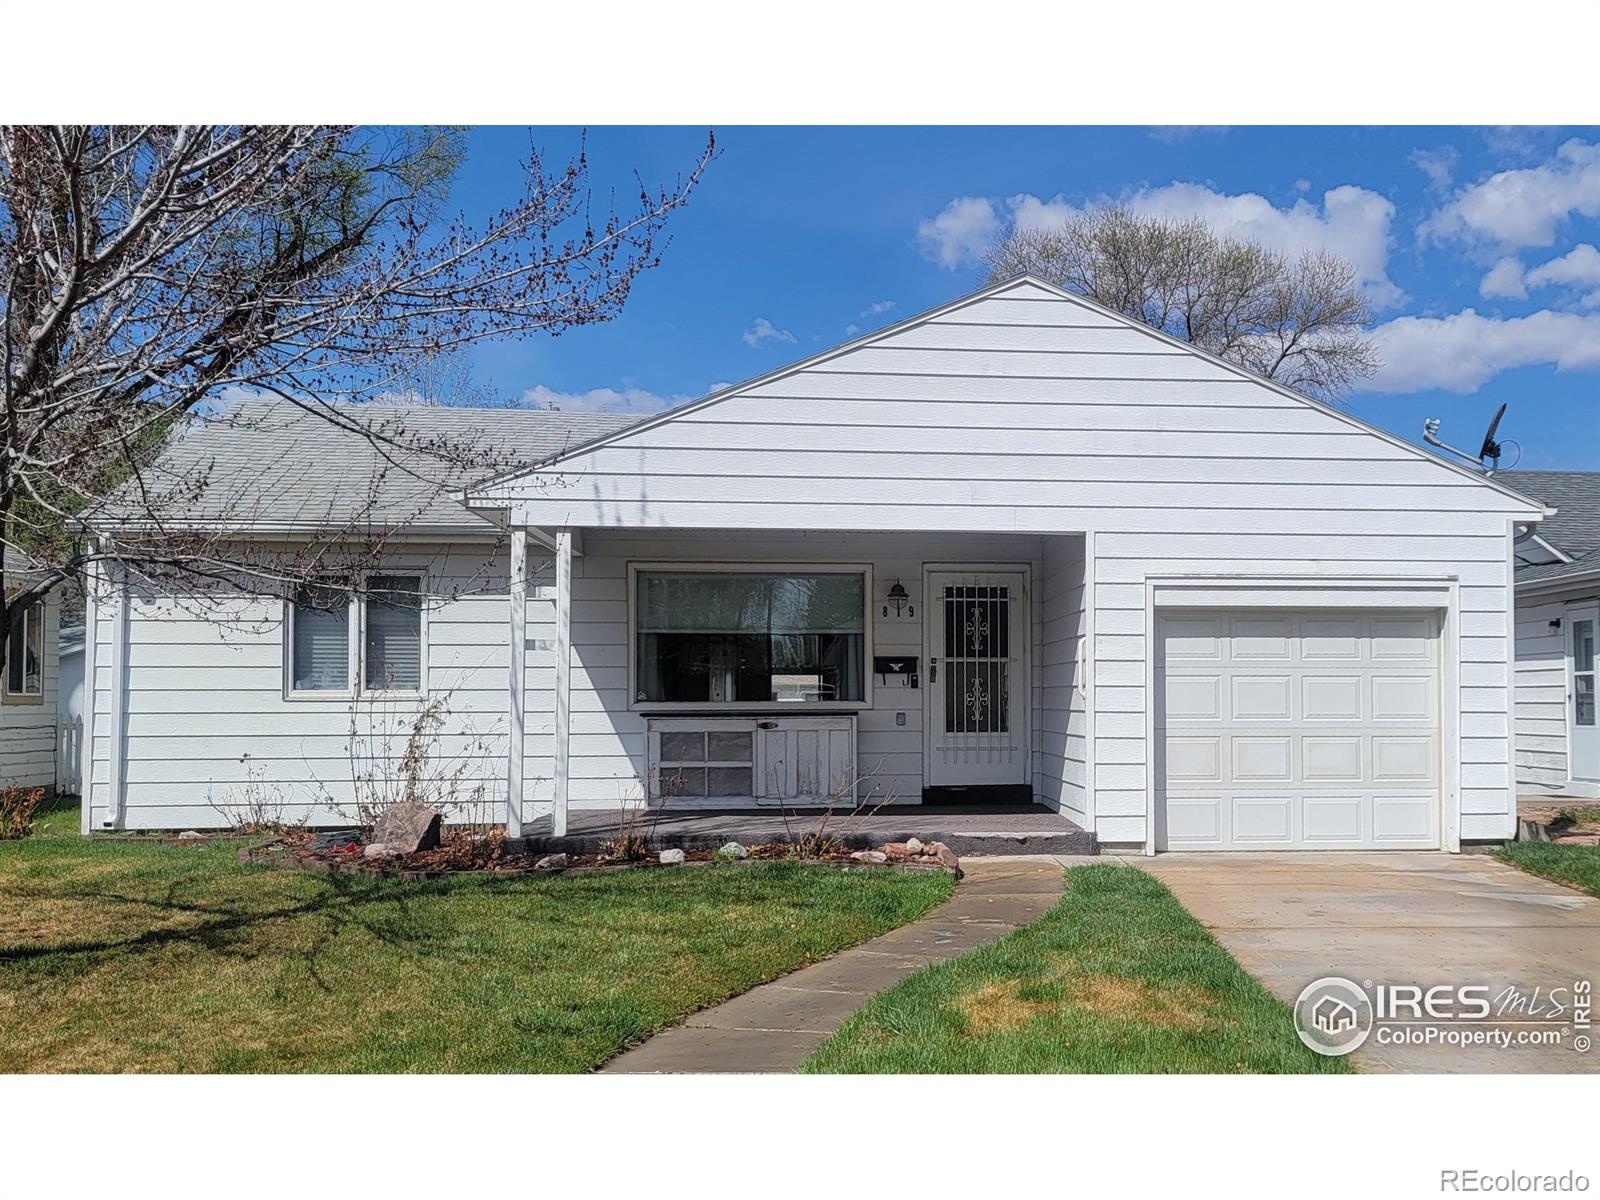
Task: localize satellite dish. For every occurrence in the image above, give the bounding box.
[1479,403,1507,466]
[1422,403,1512,474]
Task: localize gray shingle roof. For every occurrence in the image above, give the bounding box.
[97,399,638,533]
[1499,470,1600,587]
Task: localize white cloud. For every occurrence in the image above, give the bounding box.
[741,317,797,348]
[517,384,678,414]
[1360,308,1600,394]
[843,322,860,336]
[1477,244,1600,303]
[1478,256,1528,299]
[1526,243,1600,289]
[916,196,1000,269]
[1003,182,1403,307]
[1421,138,1600,251]
[861,299,896,317]
[1409,146,1458,195]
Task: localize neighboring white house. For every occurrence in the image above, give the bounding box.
[79,276,1548,851]
[1,565,61,793]
[1502,470,1600,799]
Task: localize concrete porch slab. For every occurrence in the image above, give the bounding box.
[514,804,1096,857]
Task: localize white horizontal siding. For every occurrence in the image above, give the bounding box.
[1515,581,1600,791]
[0,592,59,791]
[1036,536,1088,824]
[87,545,515,830]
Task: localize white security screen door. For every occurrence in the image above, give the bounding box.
[925,570,1029,786]
[1571,605,1600,781]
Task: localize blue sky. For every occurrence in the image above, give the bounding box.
[450,126,1599,469]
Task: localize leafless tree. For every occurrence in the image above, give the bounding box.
[985,206,1380,400]
[0,125,713,678]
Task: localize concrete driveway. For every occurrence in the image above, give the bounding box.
[1131,852,1600,1073]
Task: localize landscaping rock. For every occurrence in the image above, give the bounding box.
[881,841,910,858]
[659,848,686,865]
[177,830,205,841]
[362,843,397,860]
[717,841,749,860]
[905,837,924,855]
[930,841,959,870]
[534,853,569,870]
[850,850,889,864]
[371,802,442,854]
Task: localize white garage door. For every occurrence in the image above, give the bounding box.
[1157,610,1441,851]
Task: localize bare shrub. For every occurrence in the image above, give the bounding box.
[345,691,495,827]
[0,786,45,840]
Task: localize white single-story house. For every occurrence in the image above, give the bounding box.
[1503,470,1599,799]
[78,276,1550,852]
[1,562,62,793]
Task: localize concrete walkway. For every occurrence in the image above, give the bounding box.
[600,858,1071,1073]
[1135,851,1600,1073]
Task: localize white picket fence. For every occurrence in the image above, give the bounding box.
[57,716,83,796]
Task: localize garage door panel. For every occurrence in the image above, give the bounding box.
[1158,610,1441,851]
[1232,796,1293,842]
[1166,675,1222,720]
[1302,795,1364,842]
[1373,794,1434,842]
[1232,675,1293,720]
[1232,737,1293,783]
[1303,675,1363,721]
[1372,675,1434,721]
[1166,736,1223,782]
[1303,736,1362,781]
[1166,796,1223,843]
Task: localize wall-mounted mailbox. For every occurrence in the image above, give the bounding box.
[873,655,918,689]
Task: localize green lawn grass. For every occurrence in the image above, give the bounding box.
[804,863,1349,1074]
[1495,840,1600,898]
[0,801,952,1073]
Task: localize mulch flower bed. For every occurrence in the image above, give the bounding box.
[237,828,960,879]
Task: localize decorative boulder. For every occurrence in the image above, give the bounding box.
[659,848,686,865]
[177,830,205,841]
[534,853,569,870]
[717,841,749,860]
[905,837,924,855]
[362,843,396,860]
[882,842,910,858]
[371,802,442,854]
[930,842,959,870]
[850,850,889,865]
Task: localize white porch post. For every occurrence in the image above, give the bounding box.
[506,526,527,836]
[553,528,573,838]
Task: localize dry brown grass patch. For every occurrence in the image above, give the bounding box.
[956,957,1222,1038]
[958,979,1055,1034]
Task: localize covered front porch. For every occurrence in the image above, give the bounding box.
[502,527,1091,841]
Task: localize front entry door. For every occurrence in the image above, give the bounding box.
[1571,604,1600,781]
[925,569,1029,787]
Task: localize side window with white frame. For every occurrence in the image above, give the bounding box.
[364,574,423,693]
[290,582,352,693]
[4,603,44,699]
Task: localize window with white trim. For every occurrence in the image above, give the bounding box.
[634,569,866,705]
[290,582,352,693]
[288,574,424,696]
[365,575,422,692]
[4,604,43,698]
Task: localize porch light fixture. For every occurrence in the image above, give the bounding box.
[883,579,912,619]
[1550,617,1563,630]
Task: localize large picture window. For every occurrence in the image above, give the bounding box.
[635,569,866,705]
